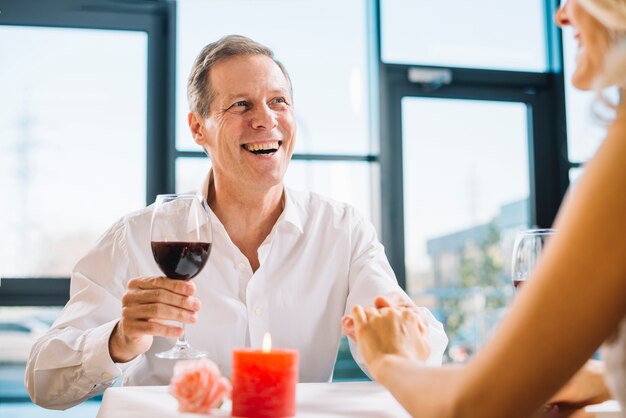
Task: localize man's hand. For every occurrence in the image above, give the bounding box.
[341,292,428,341]
[109,276,201,363]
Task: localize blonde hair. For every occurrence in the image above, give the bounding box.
[578,0,626,31]
[578,0,626,89]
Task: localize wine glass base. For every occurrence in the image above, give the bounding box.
[155,345,209,360]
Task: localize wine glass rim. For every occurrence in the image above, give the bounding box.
[518,228,556,235]
[155,193,201,199]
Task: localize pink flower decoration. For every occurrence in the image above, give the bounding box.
[169,358,231,414]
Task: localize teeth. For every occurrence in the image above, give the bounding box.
[244,141,280,152]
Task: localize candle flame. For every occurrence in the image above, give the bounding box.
[262,332,272,353]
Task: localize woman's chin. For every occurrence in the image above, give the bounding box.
[571,71,594,91]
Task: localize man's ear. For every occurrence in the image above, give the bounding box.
[188,112,208,146]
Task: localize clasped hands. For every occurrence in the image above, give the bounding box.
[342,293,432,379]
[344,294,610,418]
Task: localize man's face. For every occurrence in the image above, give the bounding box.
[190,54,296,192]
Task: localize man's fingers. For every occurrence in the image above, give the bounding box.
[123,318,183,339]
[142,303,199,323]
[122,288,201,312]
[351,305,367,327]
[123,277,201,315]
[374,296,392,309]
[364,306,380,320]
[401,307,417,320]
[122,301,199,327]
[401,308,429,334]
[129,276,196,296]
[342,315,354,330]
[383,291,415,308]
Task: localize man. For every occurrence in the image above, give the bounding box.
[26,35,447,410]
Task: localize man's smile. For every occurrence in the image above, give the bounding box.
[242,141,282,155]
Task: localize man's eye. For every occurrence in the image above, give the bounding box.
[227,101,250,114]
[272,97,288,105]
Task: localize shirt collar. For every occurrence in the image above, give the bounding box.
[198,169,304,235]
[280,187,304,234]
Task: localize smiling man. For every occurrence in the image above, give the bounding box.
[26,35,447,410]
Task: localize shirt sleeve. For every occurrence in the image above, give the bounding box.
[25,218,141,410]
[344,211,448,372]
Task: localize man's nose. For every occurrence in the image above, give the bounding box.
[250,103,277,130]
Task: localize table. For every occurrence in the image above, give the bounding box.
[585,400,622,417]
[96,381,412,418]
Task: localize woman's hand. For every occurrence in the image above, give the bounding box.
[351,296,430,380]
[342,292,428,341]
[545,360,610,411]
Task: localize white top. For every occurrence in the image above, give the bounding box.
[603,315,626,417]
[96,382,412,418]
[25,174,447,409]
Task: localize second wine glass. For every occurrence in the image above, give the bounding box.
[511,228,555,292]
[150,193,212,359]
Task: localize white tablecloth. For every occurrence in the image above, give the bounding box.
[96,381,412,418]
[585,400,623,417]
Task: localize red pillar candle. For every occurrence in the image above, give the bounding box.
[232,333,299,418]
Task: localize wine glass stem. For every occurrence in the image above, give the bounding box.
[175,323,191,349]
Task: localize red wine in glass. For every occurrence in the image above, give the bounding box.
[151,241,212,280]
[513,280,525,291]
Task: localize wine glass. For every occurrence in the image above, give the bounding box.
[150,193,212,359]
[511,229,555,292]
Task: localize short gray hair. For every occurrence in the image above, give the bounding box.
[187,34,293,117]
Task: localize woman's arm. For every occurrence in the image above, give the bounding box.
[354,102,626,418]
[459,104,626,417]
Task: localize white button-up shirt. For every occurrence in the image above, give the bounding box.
[26,176,447,409]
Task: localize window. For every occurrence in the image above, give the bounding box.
[381,0,547,71]
[402,98,529,359]
[0,25,147,278]
[0,1,169,411]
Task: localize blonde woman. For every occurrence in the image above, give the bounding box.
[350,0,626,417]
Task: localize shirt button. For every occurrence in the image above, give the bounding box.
[254,307,263,317]
[101,372,111,379]
[237,262,246,271]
